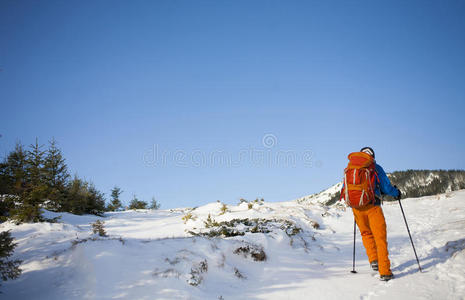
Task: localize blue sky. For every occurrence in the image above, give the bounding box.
[1,0,464,208]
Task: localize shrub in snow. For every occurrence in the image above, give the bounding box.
[152,268,181,279]
[189,218,303,238]
[91,220,107,237]
[204,214,220,228]
[252,198,265,205]
[233,244,267,262]
[233,267,246,279]
[0,231,21,287]
[128,195,148,210]
[219,203,228,215]
[238,198,248,205]
[182,212,197,224]
[310,220,320,229]
[149,197,161,210]
[165,257,181,265]
[248,203,253,210]
[187,259,208,286]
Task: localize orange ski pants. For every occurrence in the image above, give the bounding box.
[352,204,392,276]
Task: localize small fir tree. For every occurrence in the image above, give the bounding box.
[91,220,107,237]
[3,143,28,196]
[0,231,22,287]
[63,177,105,216]
[86,183,106,216]
[0,144,28,220]
[149,196,160,210]
[64,176,88,215]
[11,139,47,223]
[128,195,147,210]
[11,184,48,223]
[26,138,45,188]
[107,186,123,211]
[43,138,70,211]
[219,203,228,215]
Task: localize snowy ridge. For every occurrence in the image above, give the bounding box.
[296,182,342,206]
[1,191,465,299]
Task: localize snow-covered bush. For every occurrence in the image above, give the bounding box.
[189,218,303,238]
[149,197,161,210]
[182,212,197,224]
[187,259,208,286]
[91,220,107,237]
[128,195,148,210]
[204,214,220,228]
[238,198,248,205]
[219,203,228,215]
[233,244,267,261]
[234,267,246,279]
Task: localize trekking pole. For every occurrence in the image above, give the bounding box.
[398,199,422,272]
[351,219,357,273]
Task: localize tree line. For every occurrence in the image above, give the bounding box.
[0,138,161,288]
[0,138,160,224]
[385,169,465,199]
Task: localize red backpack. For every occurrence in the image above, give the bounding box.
[340,152,378,208]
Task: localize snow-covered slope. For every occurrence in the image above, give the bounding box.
[1,191,465,299]
[296,182,342,205]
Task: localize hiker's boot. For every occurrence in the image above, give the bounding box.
[380,274,394,281]
[370,260,378,271]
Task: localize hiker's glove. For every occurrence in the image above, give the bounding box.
[394,186,401,200]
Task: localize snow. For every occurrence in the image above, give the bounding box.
[296,182,342,205]
[1,190,465,299]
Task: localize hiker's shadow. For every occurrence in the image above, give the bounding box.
[392,237,465,279]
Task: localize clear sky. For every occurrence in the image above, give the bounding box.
[1,0,464,208]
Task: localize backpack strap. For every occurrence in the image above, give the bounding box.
[344,171,349,204]
[373,165,381,205]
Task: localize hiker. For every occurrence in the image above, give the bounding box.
[341,147,401,281]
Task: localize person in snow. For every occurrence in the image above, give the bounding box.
[350,147,400,281]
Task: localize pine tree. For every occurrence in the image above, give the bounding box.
[2,143,28,196]
[0,160,11,196]
[107,186,123,211]
[64,176,88,215]
[86,183,106,216]
[149,196,160,210]
[128,195,147,210]
[26,138,45,188]
[43,138,70,211]
[63,176,106,216]
[12,140,47,223]
[0,230,22,287]
[0,144,27,220]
